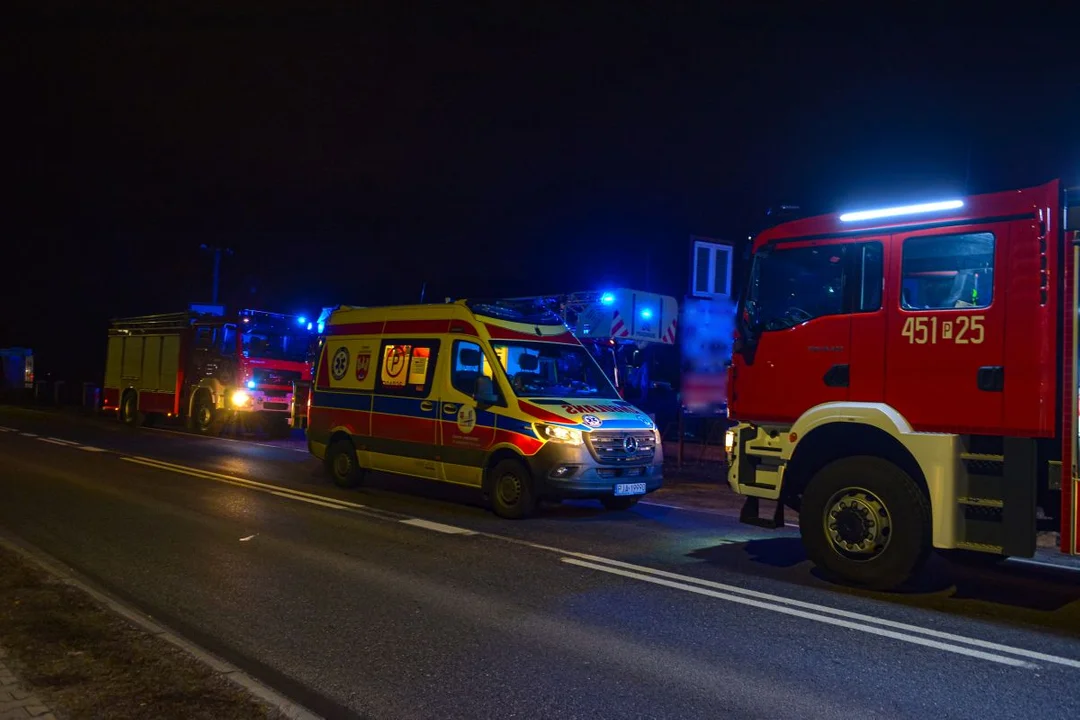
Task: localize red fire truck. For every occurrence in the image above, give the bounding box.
[726,179,1080,588]
[104,305,316,437]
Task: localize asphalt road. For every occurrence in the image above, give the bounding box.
[2,407,1080,719]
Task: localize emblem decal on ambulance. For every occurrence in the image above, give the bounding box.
[457,405,477,434]
[582,414,602,428]
[355,352,370,381]
[331,347,350,381]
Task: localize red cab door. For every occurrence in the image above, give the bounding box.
[884,224,1005,433]
[732,239,884,424]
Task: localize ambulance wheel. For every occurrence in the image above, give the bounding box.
[489,459,537,519]
[326,437,364,488]
[800,456,931,590]
[601,496,640,511]
[120,391,141,427]
[190,391,221,435]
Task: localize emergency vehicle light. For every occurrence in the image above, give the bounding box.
[640,308,653,319]
[839,199,963,223]
[297,316,307,325]
[600,293,616,306]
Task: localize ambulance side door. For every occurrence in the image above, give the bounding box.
[369,338,441,479]
[438,339,501,487]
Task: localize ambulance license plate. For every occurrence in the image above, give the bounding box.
[614,482,647,496]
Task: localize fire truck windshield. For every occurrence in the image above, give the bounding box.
[242,329,310,363]
[743,245,848,333]
[491,341,619,399]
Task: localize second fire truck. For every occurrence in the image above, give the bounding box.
[104,305,316,437]
[726,179,1079,588]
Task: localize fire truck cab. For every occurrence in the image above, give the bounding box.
[726,179,1080,588]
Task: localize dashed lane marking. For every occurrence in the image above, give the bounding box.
[78,445,108,452]
[37,438,75,447]
[44,437,81,445]
[20,432,38,437]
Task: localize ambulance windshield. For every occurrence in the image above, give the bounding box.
[490,341,619,399]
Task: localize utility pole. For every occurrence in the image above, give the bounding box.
[199,244,234,305]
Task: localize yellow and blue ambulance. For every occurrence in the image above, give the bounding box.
[307,299,664,517]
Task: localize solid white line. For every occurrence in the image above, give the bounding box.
[562,558,1038,669]
[143,426,310,453]
[78,446,108,452]
[553,551,1080,669]
[125,456,369,508]
[268,490,352,510]
[399,518,476,535]
[123,457,358,513]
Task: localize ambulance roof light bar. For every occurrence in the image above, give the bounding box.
[839,199,963,223]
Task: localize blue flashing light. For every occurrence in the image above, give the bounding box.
[600,292,616,306]
[640,307,653,320]
[307,322,313,331]
[317,321,325,334]
[297,316,307,325]
[246,380,256,390]
[839,199,963,223]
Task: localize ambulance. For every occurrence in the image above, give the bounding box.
[307,299,665,518]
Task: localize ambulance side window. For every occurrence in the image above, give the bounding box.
[451,340,501,400]
[375,339,440,398]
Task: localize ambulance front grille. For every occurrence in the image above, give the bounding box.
[586,430,656,464]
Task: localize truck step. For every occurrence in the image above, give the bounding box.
[739,496,785,529]
[957,496,1004,508]
[954,541,1004,554]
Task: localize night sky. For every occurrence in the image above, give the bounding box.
[4,5,1078,381]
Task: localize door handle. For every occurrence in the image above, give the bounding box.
[443,404,459,416]
[823,364,850,388]
[977,366,1004,392]
[420,400,434,411]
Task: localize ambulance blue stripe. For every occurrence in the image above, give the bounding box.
[312,391,373,412]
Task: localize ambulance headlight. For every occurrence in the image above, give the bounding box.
[535,423,584,446]
[231,390,251,407]
[725,429,735,453]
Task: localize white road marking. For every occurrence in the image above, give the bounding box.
[399,518,476,535]
[38,438,76,447]
[20,432,38,437]
[239,534,257,542]
[108,451,1079,671]
[143,426,309,453]
[122,457,359,512]
[78,446,108,452]
[562,558,1039,669]
[45,437,81,445]
[0,426,17,432]
[554,553,1080,670]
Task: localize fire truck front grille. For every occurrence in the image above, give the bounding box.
[585,430,656,464]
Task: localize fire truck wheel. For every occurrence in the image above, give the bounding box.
[488,459,537,519]
[800,456,931,590]
[120,391,142,427]
[601,496,640,511]
[191,391,222,435]
[326,438,364,488]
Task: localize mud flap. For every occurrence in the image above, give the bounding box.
[739,496,785,529]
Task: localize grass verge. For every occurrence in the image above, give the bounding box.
[0,544,282,719]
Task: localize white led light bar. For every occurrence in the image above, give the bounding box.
[839,199,964,223]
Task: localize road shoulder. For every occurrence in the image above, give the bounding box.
[0,536,318,720]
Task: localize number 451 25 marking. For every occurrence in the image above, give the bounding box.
[901,315,985,345]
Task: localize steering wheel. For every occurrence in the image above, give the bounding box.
[786,307,813,324]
